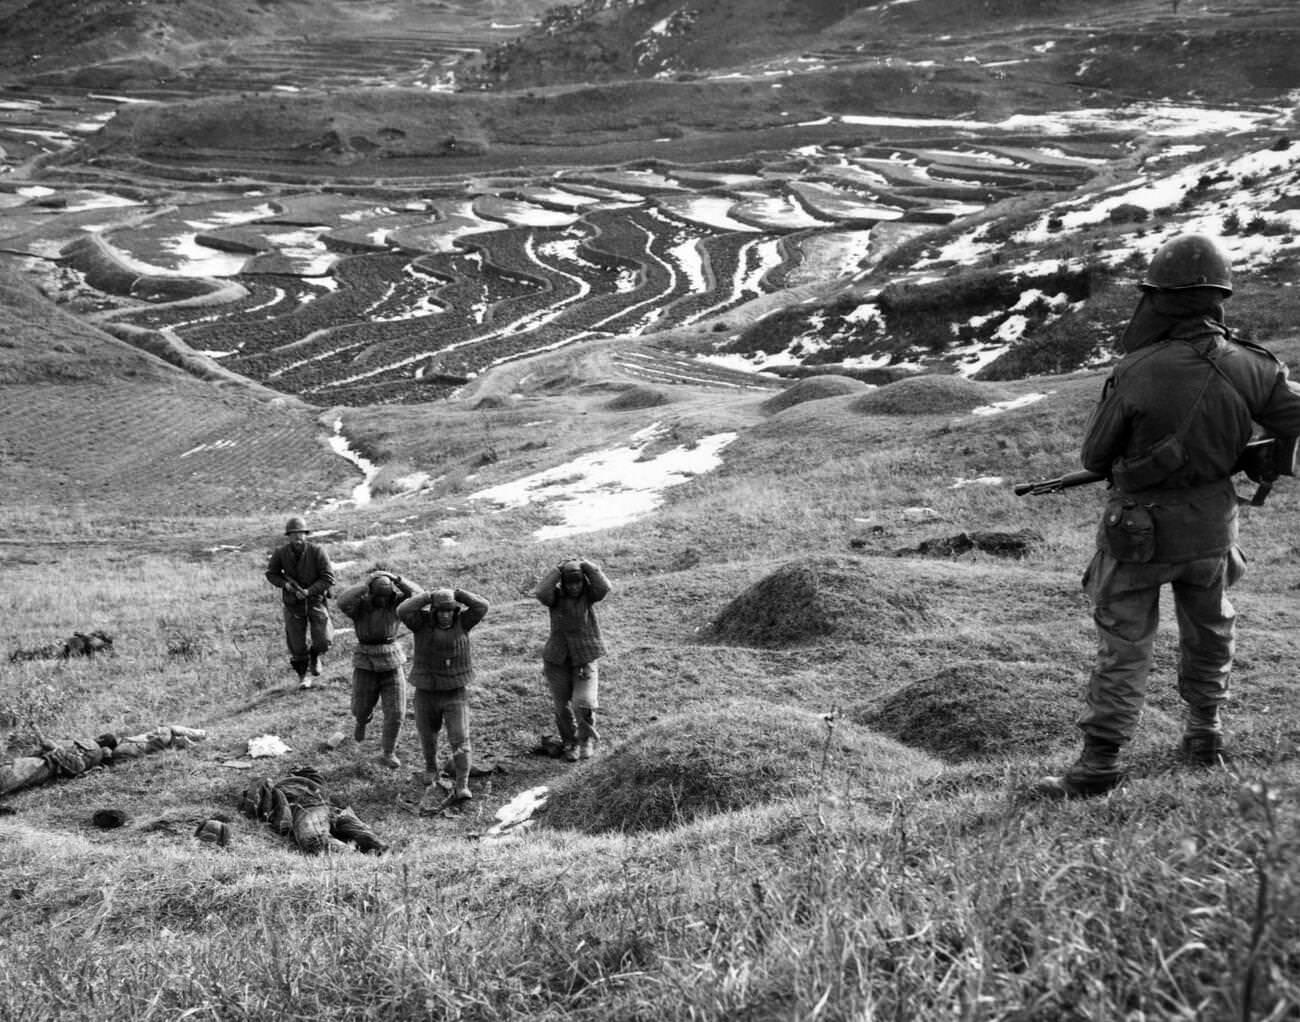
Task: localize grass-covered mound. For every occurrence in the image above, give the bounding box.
[536,699,942,834]
[701,556,960,648]
[849,660,1085,763]
[848,375,1013,416]
[759,375,869,415]
[606,385,672,411]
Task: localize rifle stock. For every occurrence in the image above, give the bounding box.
[1013,469,1106,497]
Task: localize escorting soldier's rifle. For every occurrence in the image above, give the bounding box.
[1014,436,1299,506]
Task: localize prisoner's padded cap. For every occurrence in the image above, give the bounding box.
[369,575,396,597]
[431,588,458,610]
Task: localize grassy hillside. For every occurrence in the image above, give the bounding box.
[0,266,355,532]
[3,333,1299,1018]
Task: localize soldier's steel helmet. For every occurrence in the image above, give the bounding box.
[1141,234,1233,294]
[284,515,310,535]
[431,588,458,610]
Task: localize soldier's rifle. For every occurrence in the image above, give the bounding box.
[1014,436,1299,506]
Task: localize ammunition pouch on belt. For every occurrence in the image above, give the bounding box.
[1100,497,1156,563]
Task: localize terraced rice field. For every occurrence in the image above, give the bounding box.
[3,116,1133,404]
[2,9,1293,407]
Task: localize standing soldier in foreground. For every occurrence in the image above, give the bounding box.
[1039,234,1300,798]
[336,571,419,769]
[397,585,490,811]
[536,558,613,761]
[265,515,335,690]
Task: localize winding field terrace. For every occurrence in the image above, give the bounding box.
[2,0,1300,409]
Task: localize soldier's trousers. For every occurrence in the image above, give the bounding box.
[282,601,333,675]
[1080,547,1245,746]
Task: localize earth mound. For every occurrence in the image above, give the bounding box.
[606,385,672,411]
[535,699,942,834]
[760,375,870,415]
[848,376,1012,416]
[700,557,938,648]
[849,661,1083,763]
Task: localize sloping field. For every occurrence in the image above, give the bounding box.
[0,267,354,525]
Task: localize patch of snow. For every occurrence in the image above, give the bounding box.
[972,392,1051,416]
[468,423,738,540]
[950,475,1006,488]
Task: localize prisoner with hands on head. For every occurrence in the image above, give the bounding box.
[335,570,419,770]
[536,557,613,763]
[397,582,490,814]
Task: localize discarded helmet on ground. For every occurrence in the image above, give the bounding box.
[194,819,232,847]
[431,588,458,610]
[284,515,309,535]
[1141,233,1233,294]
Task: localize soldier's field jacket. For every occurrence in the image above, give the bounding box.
[1082,318,1300,562]
[265,542,334,606]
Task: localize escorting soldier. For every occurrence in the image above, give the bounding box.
[1039,234,1300,798]
[397,585,490,812]
[264,516,335,690]
[336,571,419,769]
[536,558,612,761]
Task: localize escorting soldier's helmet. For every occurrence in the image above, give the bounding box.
[369,575,395,598]
[431,588,458,610]
[1141,234,1233,294]
[284,515,309,535]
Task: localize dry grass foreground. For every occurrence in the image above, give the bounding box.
[3,327,1300,1018]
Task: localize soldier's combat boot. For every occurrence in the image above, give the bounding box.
[1035,737,1125,799]
[1181,705,1225,767]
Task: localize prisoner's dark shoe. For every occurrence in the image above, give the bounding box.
[309,654,322,676]
[375,751,401,770]
[297,677,314,691]
[1181,733,1225,767]
[453,785,472,802]
[353,722,367,743]
[562,743,579,762]
[1034,766,1125,800]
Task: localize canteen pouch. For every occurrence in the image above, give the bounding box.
[1100,498,1156,563]
[1110,433,1187,492]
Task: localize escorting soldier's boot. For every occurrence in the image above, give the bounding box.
[1036,737,1125,799]
[1180,704,1225,766]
